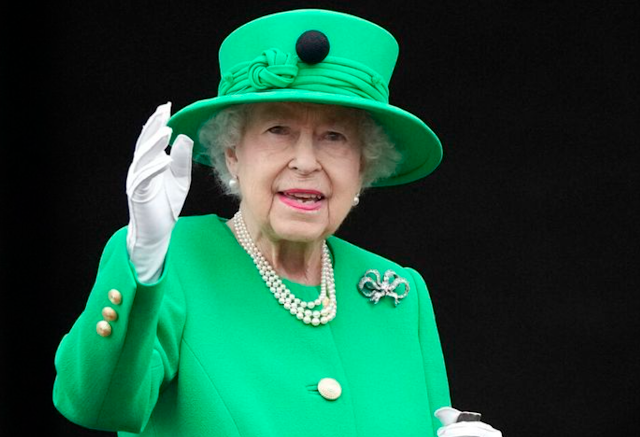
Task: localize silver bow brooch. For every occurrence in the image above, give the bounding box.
[358,269,410,306]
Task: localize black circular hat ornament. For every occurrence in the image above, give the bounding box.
[295,30,330,64]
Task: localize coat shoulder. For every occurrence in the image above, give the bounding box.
[328,235,412,273]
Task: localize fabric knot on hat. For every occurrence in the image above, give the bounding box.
[218,49,390,103]
[247,49,299,90]
[369,74,387,98]
[221,71,234,86]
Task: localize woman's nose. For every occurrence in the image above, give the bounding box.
[288,134,321,174]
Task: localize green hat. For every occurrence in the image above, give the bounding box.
[167,9,442,186]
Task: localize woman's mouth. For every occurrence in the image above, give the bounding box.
[278,189,325,211]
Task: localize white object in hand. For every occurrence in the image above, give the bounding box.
[435,407,503,437]
[126,102,193,283]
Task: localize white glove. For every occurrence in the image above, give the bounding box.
[126,102,193,283]
[435,407,502,437]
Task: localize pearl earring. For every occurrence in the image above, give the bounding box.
[229,177,238,189]
[353,195,360,206]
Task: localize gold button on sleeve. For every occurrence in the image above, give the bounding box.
[102,307,118,321]
[108,289,122,305]
[96,320,112,337]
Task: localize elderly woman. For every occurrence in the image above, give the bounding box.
[53,9,502,437]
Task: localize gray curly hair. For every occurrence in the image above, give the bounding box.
[198,103,401,197]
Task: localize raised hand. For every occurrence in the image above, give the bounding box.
[126,102,194,282]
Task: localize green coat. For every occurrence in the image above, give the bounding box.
[53,214,450,436]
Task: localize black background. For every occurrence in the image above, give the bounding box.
[1,1,638,436]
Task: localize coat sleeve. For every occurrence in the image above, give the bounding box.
[52,227,186,433]
[407,267,451,436]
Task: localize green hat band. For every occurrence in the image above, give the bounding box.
[218,48,390,103]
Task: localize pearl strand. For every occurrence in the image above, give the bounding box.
[233,211,337,326]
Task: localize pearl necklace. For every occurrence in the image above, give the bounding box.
[233,210,337,326]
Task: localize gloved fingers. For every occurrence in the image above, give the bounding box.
[130,102,173,177]
[126,153,171,199]
[127,111,173,195]
[169,134,194,182]
[434,406,462,426]
[135,102,172,153]
[130,125,173,175]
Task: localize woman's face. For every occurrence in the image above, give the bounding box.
[226,102,363,245]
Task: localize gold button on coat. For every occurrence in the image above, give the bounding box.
[318,378,342,401]
[96,321,112,337]
[108,289,122,305]
[102,307,118,321]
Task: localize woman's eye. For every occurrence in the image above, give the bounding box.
[325,131,346,142]
[268,126,290,135]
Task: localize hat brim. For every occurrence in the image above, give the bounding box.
[167,90,442,187]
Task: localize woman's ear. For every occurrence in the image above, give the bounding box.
[225,146,239,178]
